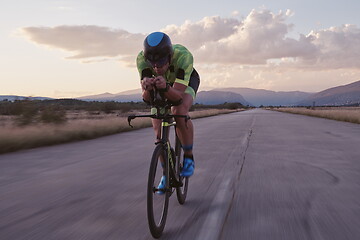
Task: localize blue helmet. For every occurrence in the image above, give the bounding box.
[144,32,173,67]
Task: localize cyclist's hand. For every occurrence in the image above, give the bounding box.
[154,76,167,90]
[141,77,155,91]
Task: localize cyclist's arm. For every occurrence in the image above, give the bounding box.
[163,82,186,102]
[137,52,155,103]
[141,79,151,103]
[163,50,194,102]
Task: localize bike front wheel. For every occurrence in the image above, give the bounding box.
[147,144,169,238]
[175,136,189,205]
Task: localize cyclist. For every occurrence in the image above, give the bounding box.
[136,32,200,191]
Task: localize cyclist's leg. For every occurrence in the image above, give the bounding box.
[174,69,199,176]
[172,69,200,157]
[172,93,194,156]
[151,118,162,143]
[172,94,196,177]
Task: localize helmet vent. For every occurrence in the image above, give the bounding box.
[147,32,164,47]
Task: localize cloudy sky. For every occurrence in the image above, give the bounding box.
[1,0,360,98]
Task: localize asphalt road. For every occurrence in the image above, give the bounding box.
[1,109,360,240]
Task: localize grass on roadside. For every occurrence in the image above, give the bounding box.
[273,107,360,124]
[0,109,240,154]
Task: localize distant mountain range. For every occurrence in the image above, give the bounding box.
[77,89,142,101]
[214,87,313,106]
[78,89,253,105]
[77,80,360,106]
[78,92,141,102]
[2,80,359,106]
[195,91,251,106]
[297,80,360,106]
[0,95,53,101]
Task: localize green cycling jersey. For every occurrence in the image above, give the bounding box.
[136,44,195,98]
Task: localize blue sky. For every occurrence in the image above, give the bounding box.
[1,0,360,97]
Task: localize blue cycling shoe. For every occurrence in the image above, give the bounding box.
[156,175,166,195]
[180,157,195,177]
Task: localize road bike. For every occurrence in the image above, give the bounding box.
[128,91,190,238]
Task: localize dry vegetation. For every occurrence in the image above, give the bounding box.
[273,107,360,124]
[0,108,240,154]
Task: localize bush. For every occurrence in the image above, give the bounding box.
[102,101,117,114]
[15,101,39,126]
[223,102,243,110]
[40,105,67,124]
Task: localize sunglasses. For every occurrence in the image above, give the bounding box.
[147,56,169,68]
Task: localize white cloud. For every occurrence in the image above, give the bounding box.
[21,25,145,60]
[300,24,360,69]
[285,9,294,17]
[20,9,360,70]
[161,16,240,50]
[192,9,318,64]
[232,11,240,17]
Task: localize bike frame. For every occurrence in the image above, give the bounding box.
[127,89,190,237]
[128,105,189,189]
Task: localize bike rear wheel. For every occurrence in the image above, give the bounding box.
[147,144,170,238]
[175,135,189,204]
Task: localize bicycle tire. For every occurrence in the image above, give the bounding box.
[175,135,189,204]
[147,144,169,238]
